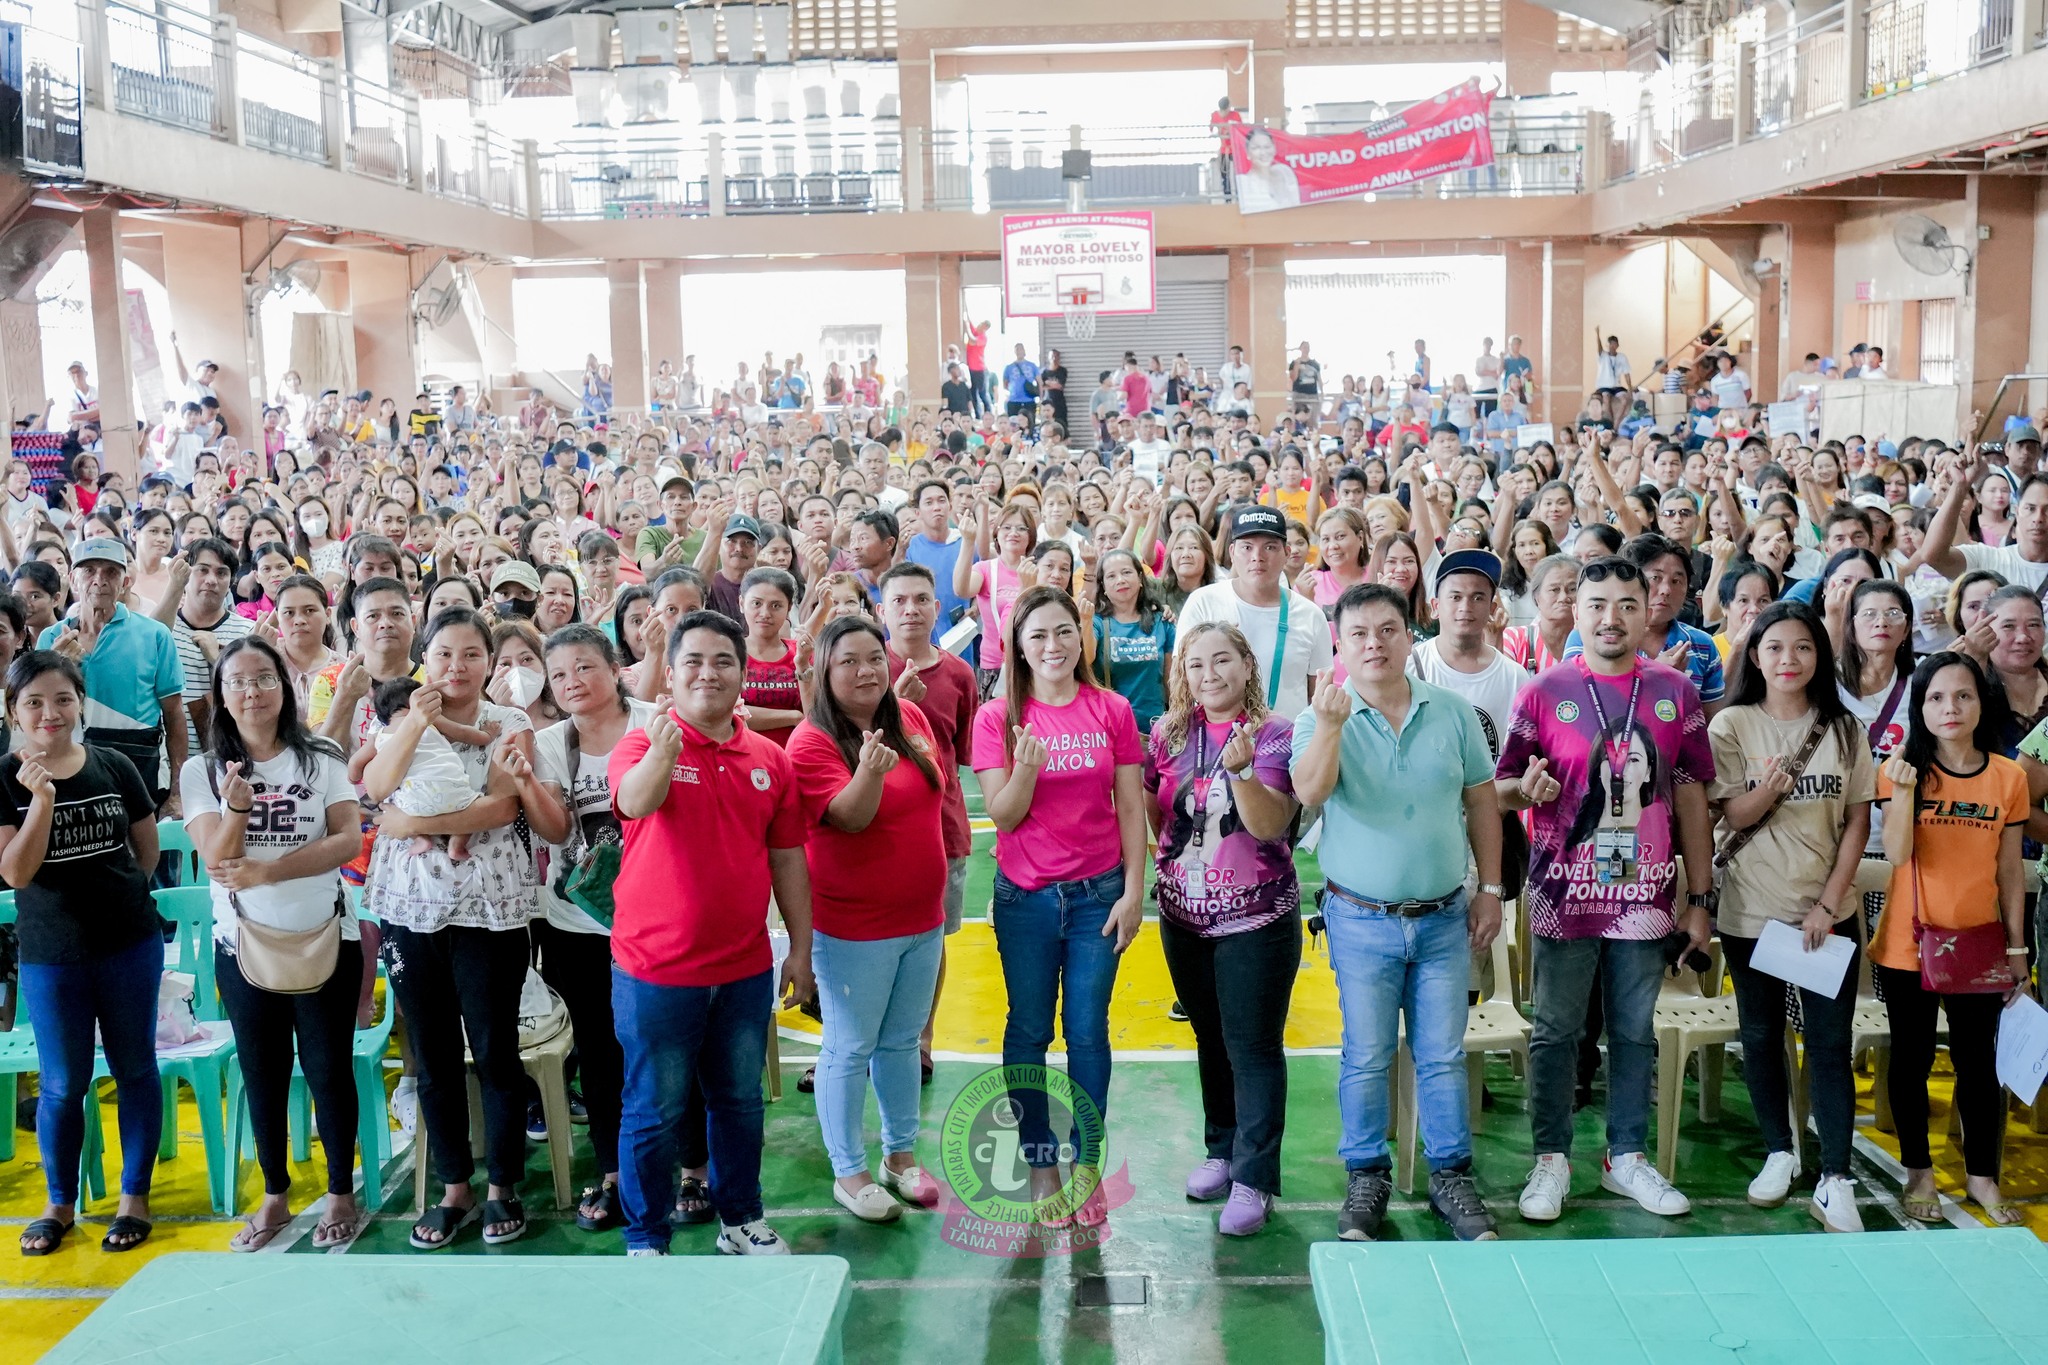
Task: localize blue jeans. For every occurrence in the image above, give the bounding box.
[814,927,943,1178]
[1528,934,1666,1159]
[21,932,166,1205]
[992,866,1126,1168]
[613,966,771,1250]
[1323,888,1472,1173]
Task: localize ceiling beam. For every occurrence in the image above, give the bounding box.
[1785,174,1972,201]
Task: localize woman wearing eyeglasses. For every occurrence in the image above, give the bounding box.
[181,638,364,1250]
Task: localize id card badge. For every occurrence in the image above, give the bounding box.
[1595,830,1639,885]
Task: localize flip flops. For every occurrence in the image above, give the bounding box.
[312,1209,365,1250]
[19,1217,72,1257]
[100,1215,152,1253]
[230,1216,292,1253]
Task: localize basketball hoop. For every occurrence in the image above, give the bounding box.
[1063,287,1098,340]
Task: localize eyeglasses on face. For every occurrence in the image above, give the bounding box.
[222,674,282,695]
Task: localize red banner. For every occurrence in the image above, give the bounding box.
[1230,81,1496,214]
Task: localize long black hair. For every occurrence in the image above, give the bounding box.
[207,637,340,782]
[1836,578,1915,696]
[805,615,938,790]
[1727,600,1859,750]
[612,583,656,666]
[1897,650,2007,799]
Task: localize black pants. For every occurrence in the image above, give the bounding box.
[382,922,529,1190]
[1159,913,1299,1194]
[531,920,624,1176]
[1875,964,2005,1177]
[968,368,990,416]
[1723,926,1859,1176]
[216,938,363,1198]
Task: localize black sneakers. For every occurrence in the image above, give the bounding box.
[1338,1168,1393,1241]
[1428,1169,1499,1242]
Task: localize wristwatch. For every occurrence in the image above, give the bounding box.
[1686,892,1713,910]
[1224,763,1254,780]
[1478,883,1505,898]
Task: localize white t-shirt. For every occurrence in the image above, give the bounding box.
[1710,371,1751,409]
[1406,639,1527,762]
[178,748,358,947]
[1177,581,1333,720]
[532,700,655,935]
[1127,438,1173,487]
[1594,352,1632,389]
[1956,541,2048,594]
[1218,361,1252,394]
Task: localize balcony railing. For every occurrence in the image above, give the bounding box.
[237,32,327,163]
[103,0,219,136]
[343,75,410,186]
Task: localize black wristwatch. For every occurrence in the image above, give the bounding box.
[1686,892,1713,910]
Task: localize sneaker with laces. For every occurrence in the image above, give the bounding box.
[1185,1158,1232,1202]
[1428,1169,1498,1241]
[715,1219,790,1255]
[1338,1168,1392,1241]
[1518,1153,1570,1222]
[1809,1174,1864,1233]
[625,1245,667,1257]
[524,1101,548,1143]
[1602,1152,1691,1216]
[1747,1150,1800,1208]
[1218,1183,1272,1237]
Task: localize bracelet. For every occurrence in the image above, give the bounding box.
[227,803,253,814]
[2007,947,2030,956]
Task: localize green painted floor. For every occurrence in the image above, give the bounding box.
[324,1054,1917,1365]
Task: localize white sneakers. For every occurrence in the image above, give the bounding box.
[1747,1151,1800,1208]
[1602,1153,1692,1216]
[715,1219,790,1255]
[1518,1153,1571,1222]
[1810,1175,1863,1233]
[832,1181,902,1223]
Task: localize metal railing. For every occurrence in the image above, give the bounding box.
[536,122,903,220]
[103,0,218,135]
[343,75,410,185]
[1752,3,1849,138]
[236,31,326,163]
[1865,0,2012,99]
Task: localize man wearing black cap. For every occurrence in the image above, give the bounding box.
[1408,550,1524,757]
[705,512,762,623]
[1178,506,1332,719]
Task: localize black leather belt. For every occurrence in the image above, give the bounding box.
[1324,879,1463,918]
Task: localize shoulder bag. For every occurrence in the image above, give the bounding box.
[209,761,344,994]
[1713,716,1828,871]
[550,721,619,929]
[1911,860,2013,994]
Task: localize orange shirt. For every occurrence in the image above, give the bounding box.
[1872,754,2027,971]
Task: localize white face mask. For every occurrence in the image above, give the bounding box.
[505,665,543,708]
[301,513,328,537]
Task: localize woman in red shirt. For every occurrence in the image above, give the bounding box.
[739,568,804,746]
[787,617,947,1222]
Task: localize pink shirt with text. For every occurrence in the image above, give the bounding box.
[971,686,1143,891]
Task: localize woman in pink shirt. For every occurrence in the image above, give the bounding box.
[954,501,1038,700]
[971,586,1147,1229]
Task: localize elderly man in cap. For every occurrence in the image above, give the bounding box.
[700,511,762,623]
[1177,505,1333,719]
[39,537,185,813]
[1292,580,1504,1243]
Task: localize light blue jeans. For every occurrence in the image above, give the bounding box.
[813,927,944,1179]
[1323,887,1473,1173]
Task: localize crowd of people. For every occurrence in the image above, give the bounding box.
[3,329,2040,1266]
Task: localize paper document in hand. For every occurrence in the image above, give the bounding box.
[1749,919,1856,997]
[1996,992,2048,1107]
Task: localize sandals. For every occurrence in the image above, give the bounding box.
[100,1216,153,1253]
[19,1217,72,1257]
[480,1198,527,1246]
[672,1176,715,1226]
[576,1181,623,1232]
[312,1208,364,1250]
[1903,1194,1944,1223]
[229,1216,293,1253]
[1973,1197,2025,1227]
[410,1201,480,1251]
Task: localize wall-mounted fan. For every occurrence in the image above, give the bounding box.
[1894,213,1973,281]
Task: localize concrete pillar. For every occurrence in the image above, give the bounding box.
[706,130,725,217]
[905,255,943,410]
[160,219,252,437]
[898,41,933,212]
[214,15,242,145]
[1845,0,1869,105]
[1226,247,1253,357]
[320,57,345,170]
[1732,43,1756,145]
[1784,223,1836,361]
[937,255,961,375]
[1249,45,1285,125]
[470,263,517,401]
[607,261,648,412]
[347,250,416,408]
[1503,241,1543,415]
[645,262,685,375]
[1754,265,1782,396]
[1960,174,2035,430]
[1543,244,1586,424]
[82,208,140,480]
[1500,0,1557,98]
[1249,245,1288,417]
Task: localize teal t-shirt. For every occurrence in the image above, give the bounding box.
[1093,614,1175,737]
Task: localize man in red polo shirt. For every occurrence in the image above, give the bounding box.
[610,610,814,1257]
[877,562,979,1079]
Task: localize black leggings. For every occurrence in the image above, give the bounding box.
[531,920,624,1175]
[382,922,530,1190]
[216,938,364,1198]
[1875,964,2005,1177]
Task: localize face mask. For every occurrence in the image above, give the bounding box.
[505,666,543,708]
[301,514,328,537]
[495,596,536,620]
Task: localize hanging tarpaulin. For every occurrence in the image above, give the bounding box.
[1231,80,1496,215]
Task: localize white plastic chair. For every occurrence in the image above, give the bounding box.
[1393,930,1532,1192]
[1653,938,1740,1180]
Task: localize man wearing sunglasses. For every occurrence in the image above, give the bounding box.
[1563,534,1725,717]
[1497,556,1716,1226]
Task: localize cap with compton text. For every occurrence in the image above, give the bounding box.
[1227,505,1287,542]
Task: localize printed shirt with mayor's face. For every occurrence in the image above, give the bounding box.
[1495,659,1715,941]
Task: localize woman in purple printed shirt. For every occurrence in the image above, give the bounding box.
[1143,621,1300,1238]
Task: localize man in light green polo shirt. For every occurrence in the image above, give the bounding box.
[1291,581,1503,1246]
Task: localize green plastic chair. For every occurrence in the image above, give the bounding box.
[155,819,207,886]
[0,891,35,1165]
[77,886,238,1214]
[223,890,398,1213]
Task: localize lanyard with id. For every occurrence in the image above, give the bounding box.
[1578,660,1643,885]
[1265,592,1290,709]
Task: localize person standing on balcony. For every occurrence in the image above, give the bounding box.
[1211,97,1245,198]
[1593,336,1634,425]
[963,318,992,418]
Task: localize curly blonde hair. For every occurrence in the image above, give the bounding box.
[1154,621,1270,756]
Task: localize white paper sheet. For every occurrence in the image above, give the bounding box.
[1766,400,1808,437]
[1515,423,1555,448]
[1749,918,1856,997]
[1996,992,2048,1107]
